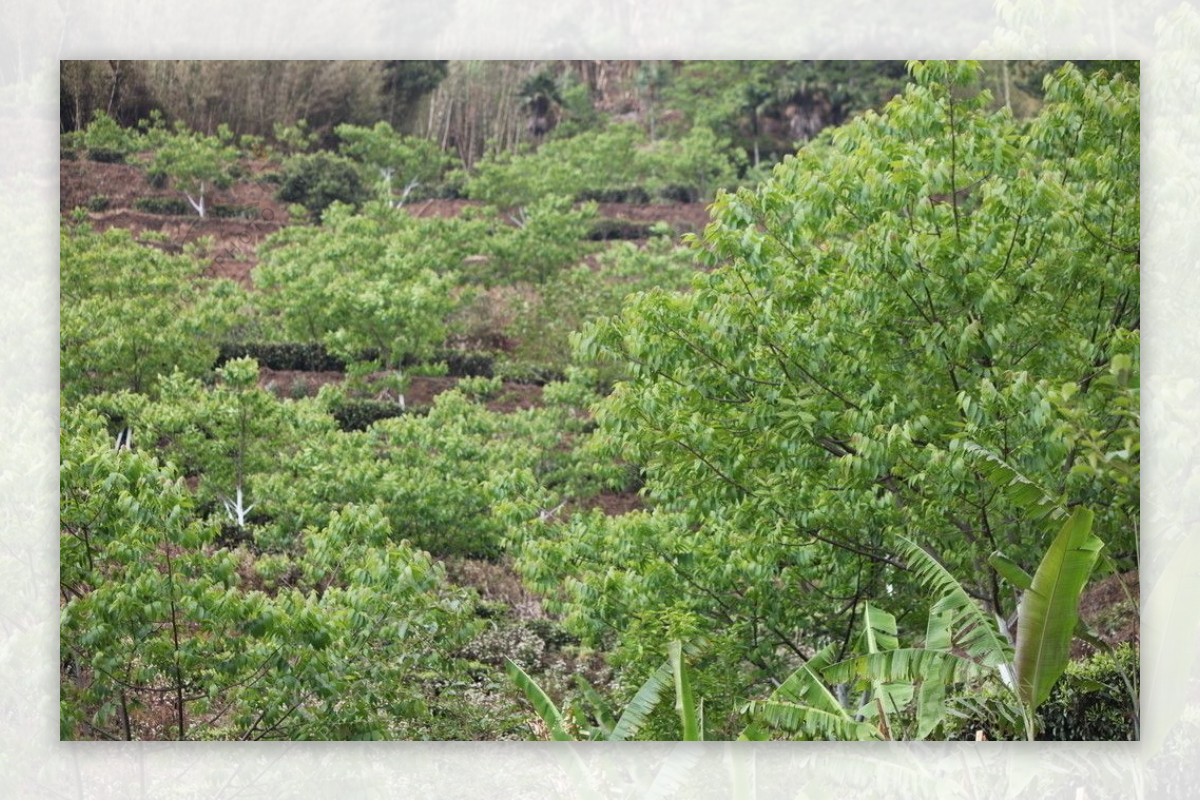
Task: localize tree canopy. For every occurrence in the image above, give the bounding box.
[515,61,1140,733]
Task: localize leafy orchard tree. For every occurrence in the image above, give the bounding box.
[523,61,1138,723]
[61,404,488,740]
[336,121,452,206]
[60,223,247,402]
[641,125,746,202]
[253,202,458,373]
[149,122,239,217]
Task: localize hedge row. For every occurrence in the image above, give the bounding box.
[216,342,496,378]
[587,219,658,241]
[217,342,349,372]
[133,197,261,218]
[330,400,429,432]
[575,185,700,205]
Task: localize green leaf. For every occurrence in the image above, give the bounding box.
[897,536,1014,671]
[962,442,1068,530]
[609,658,674,741]
[1015,507,1103,711]
[573,674,617,738]
[504,658,575,741]
[669,640,702,740]
[989,551,1034,591]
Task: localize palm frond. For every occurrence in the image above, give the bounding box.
[609,658,674,741]
[743,699,882,741]
[897,536,1014,671]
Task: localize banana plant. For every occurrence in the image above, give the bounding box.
[505,640,704,741]
[742,507,1104,740]
[738,642,887,741]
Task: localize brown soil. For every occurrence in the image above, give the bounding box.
[442,556,546,620]
[572,491,645,517]
[1073,569,1139,658]
[258,368,345,398]
[62,158,291,288]
[593,201,712,233]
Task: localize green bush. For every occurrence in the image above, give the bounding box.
[145,168,168,188]
[503,235,697,378]
[210,203,260,220]
[1038,644,1139,741]
[477,195,596,285]
[576,187,651,204]
[61,130,83,159]
[464,125,646,208]
[81,111,140,163]
[148,123,239,217]
[134,197,193,216]
[87,148,127,164]
[943,644,1139,740]
[439,350,495,378]
[216,341,496,377]
[60,225,246,401]
[276,152,369,221]
[86,195,110,212]
[330,399,424,432]
[464,124,743,208]
[217,341,348,372]
[254,205,458,371]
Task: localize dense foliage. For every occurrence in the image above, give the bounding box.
[59,224,245,402]
[60,60,1138,741]
[513,61,1139,734]
[149,123,239,217]
[463,124,744,207]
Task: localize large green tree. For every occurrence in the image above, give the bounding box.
[518,61,1138,729]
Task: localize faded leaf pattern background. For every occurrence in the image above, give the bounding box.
[2,0,1194,796]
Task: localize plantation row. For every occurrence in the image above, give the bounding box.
[61,61,1140,741]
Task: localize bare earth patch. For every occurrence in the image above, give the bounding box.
[1074,569,1139,659]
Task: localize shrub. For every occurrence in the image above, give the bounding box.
[1037,644,1139,741]
[576,187,651,204]
[439,350,495,378]
[210,203,260,219]
[60,225,247,401]
[276,152,369,221]
[654,185,700,204]
[82,111,139,163]
[149,123,239,217]
[85,195,110,212]
[942,644,1139,741]
[145,168,168,188]
[254,205,457,371]
[217,341,347,372]
[587,219,657,241]
[335,121,455,206]
[476,195,596,285]
[330,399,423,432]
[464,125,647,208]
[61,130,83,159]
[134,196,192,216]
